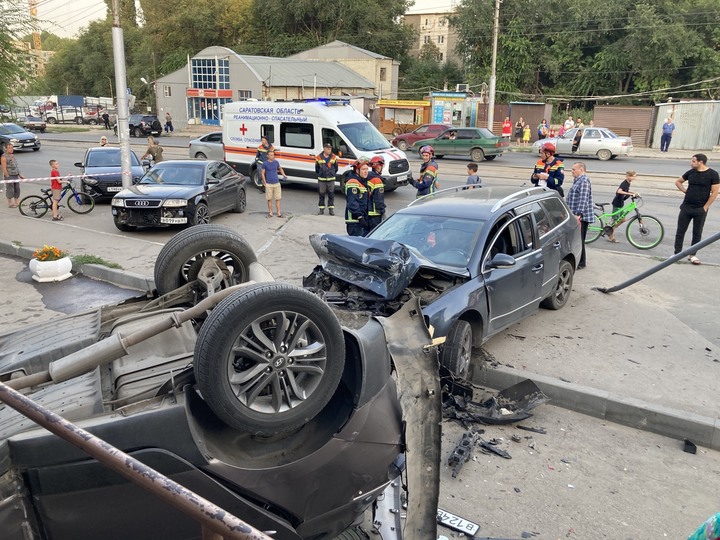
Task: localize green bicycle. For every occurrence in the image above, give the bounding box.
[585,195,664,249]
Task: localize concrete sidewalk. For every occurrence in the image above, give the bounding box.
[1,208,718,450]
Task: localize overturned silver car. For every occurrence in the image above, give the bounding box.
[0,225,421,540]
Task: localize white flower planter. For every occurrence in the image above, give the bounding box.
[29,256,73,283]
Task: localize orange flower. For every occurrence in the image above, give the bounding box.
[32,245,68,262]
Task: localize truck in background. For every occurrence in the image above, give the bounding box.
[223,99,411,192]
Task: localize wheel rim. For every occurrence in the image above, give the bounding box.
[226,309,328,414]
[196,153,206,159]
[554,265,572,304]
[457,328,472,377]
[627,216,663,249]
[598,149,611,160]
[471,149,484,161]
[398,141,408,151]
[237,190,246,212]
[195,205,210,224]
[178,248,249,285]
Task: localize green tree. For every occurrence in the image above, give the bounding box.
[399,57,464,100]
[0,1,33,103]
[241,0,414,60]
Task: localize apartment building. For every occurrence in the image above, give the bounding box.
[404,11,461,65]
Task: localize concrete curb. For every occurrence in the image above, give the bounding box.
[473,365,720,451]
[0,239,154,292]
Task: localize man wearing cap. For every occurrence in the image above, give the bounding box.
[531,142,565,196]
[315,142,338,215]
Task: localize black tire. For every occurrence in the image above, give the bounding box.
[67,192,95,214]
[87,119,98,125]
[435,154,444,159]
[154,224,257,295]
[113,219,134,232]
[134,127,143,138]
[190,202,210,226]
[75,117,84,125]
[470,148,485,162]
[441,320,473,379]
[584,213,605,243]
[194,152,207,159]
[46,117,57,124]
[540,259,574,310]
[233,188,247,213]
[32,147,39,152]
[18,195,49,218]
[252,168,264,191]
[397,140,408,151]
[626,215,664,249]
[485,155,497,161]
[194,282,346,435]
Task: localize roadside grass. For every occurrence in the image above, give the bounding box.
[72,254,123,269]
[46,125,92,134]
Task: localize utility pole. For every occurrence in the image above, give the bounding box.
[487,0,500,131]
[111,0,132,189]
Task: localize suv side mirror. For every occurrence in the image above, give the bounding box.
[74,162,83,168]
[486,253,516,269]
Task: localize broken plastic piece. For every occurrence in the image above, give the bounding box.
[683,438,697,454]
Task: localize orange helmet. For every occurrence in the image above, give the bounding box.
[369,156,385,167]
[541,142,556,154]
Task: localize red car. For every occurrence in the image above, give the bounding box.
[391,123,451,151]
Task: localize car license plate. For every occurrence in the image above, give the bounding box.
[23,142,34,146]
[107,186,123,192]
[396,174,408,182]
[437,508,480,535]
[160,217,187,224]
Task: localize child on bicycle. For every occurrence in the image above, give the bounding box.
[49,159,65,221]
[608,170,638,242]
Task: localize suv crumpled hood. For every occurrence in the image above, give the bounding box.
[308,233,468,300]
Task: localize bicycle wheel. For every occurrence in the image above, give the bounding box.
[626,215,664,249]
[584,213,605,244]
[18,195,50,218]
[66,191,95,214]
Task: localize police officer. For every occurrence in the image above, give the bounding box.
[345,158,370,236]
[367,156,386,230]
[315,142,338,215]
[409,145,439,198]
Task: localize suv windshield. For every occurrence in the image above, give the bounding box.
[87,150,141,167]
[338,122,392,152]
[369,214,484,268]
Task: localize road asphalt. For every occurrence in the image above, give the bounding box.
[2,182,719,537]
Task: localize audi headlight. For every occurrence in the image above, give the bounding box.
[162,199,188,207]
[111,199,126,207]
[83,177,99,186]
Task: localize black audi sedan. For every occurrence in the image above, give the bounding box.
[111,160,246,231]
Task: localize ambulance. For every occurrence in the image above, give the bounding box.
[222,99,411,191]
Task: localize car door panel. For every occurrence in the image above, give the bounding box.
[482,217,543,336]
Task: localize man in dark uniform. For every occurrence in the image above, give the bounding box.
[344,159,370,236]
[315,142,338,215]
[255,135,274,185]
[367,156,386,230]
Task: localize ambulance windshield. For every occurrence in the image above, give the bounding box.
[338,122,392,152]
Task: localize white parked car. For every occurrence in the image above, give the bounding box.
[533,126,633,160]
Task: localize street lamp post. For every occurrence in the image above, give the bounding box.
[140,77,156,113]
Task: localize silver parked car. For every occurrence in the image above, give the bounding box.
[533,126,633,160]
[188,131,224,160]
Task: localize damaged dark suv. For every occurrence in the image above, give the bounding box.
[304,186,582,378]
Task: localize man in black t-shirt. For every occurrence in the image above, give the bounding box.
[674,153,720,264]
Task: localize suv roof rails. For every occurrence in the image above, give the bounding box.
[407,185,469,207]
[490,186,548,212]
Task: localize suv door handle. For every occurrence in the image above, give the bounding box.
[532,264,544,272]
[553,241,561,249]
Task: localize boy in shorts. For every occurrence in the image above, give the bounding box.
[49,159,64,221]
[608,170,638,242]
[261,150,287,218]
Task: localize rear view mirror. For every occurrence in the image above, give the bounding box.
[487,253,516,269]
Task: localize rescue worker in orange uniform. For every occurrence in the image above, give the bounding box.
[315,142,339,215]
[367,156,386,231]
[254,135,275,186]
[345,158,370,236]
